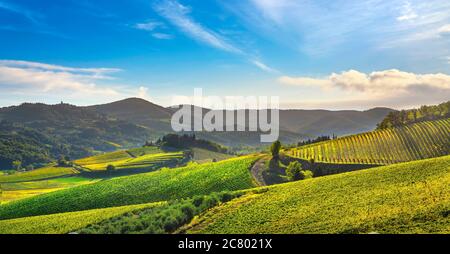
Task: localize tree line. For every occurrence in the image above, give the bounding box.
[377,101,450,129]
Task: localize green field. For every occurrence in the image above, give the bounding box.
[0,166,79,183]
[73,146,181,171]
[0,155,259,220]
[185,155,450,234]
[1,177,100,203]
[289,118,450,165]
[79,152,184,171]
[0,202,164,234]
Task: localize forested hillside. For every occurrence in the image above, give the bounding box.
[378,101,450,129]
[0,103,153,170]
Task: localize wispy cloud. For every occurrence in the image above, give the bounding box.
[279,69,450,109]
[133,20,174,40]
[397,1,418,21]
[153,0,277,73]
[154,0,241,54]
[134,21,164,31]
[152,32,173,39]
[0,0,41,24]
[251,60,280,74]
[223,0,450,56]
[0,60,150,105]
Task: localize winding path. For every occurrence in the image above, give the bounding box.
[250,158,267,186]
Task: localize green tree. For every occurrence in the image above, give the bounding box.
[286,161,302,181]
[286,161,313,181]
[270,141,282,159]
[12,160,22,171]
[106,164,116,171]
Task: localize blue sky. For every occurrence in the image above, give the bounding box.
[0,0,449,109]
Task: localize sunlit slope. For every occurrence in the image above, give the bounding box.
[0,202,164,234]
[289,118,450,165]
[0,167,78,183]
[1,177,99,204]
[187,155,450,234]
[0,156,259,220]
[73,146,182,171]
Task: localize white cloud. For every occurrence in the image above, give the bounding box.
[0,60,150,105]
[279,69,450,109]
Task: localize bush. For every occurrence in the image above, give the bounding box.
[106,164,116,171]
[299,170,313,180]
[286,162,313,181]
[286,161,302,181]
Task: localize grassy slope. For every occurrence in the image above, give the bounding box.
[0,202,164,234]
[0,167,78,183]
[0,155,259,220]
[1,177,99,204]
[187,155,450,234]
[289,118,450,165]
[73,146,176,171]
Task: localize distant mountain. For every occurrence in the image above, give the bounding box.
[87,98,394,144]
[86,98,173,135]
[278,107,395,137]
[0,98,394,169]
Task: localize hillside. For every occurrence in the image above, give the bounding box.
[0,202,164,234]
[0,99,393,170]
[88,98,393,144]
[289,118,450,165]
[0,103,155,169]
[185,155,450,234]
[378,101,450,129]
[0,166,78,183]
[0,155,259,220]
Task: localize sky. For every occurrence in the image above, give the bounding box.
[0,0,449,110]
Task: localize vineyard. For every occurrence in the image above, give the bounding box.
[0,155,259,220]
[0,202,164,234]
[0,167,79,183]
[289,118,450,165]
[186,155,450,234]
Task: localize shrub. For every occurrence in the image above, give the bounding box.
[106,164,116,171]
[286,161,302,181]
[299,170,313,180]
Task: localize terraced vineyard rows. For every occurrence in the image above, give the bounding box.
[289,118,450,165]
[0,167,79,183]
[74,147,183,171]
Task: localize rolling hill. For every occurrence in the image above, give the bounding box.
[288,118,450,165]
[185,155,450,234]
[0,155,260,220]
[0,98,393,170]
[0,202,165,234]
[0,102,154,169]
[87,98,394,145]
